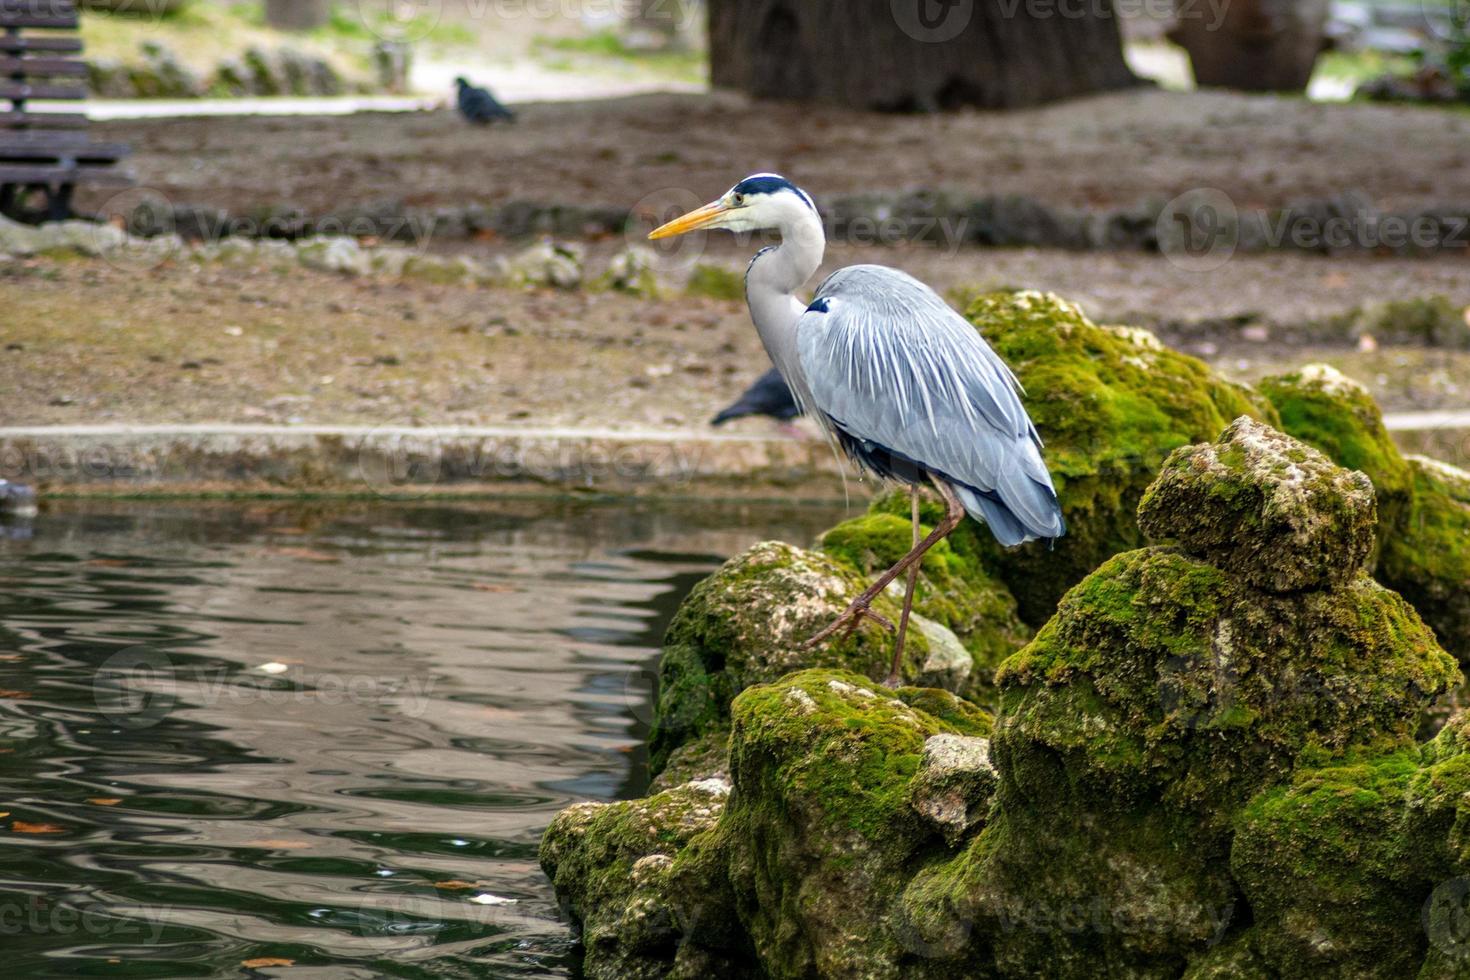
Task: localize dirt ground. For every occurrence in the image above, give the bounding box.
[89,89,1470,217]
[13,91,1469,437]
[2,246,1466,431]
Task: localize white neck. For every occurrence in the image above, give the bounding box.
[743,209,826,410]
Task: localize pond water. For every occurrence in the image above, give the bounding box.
[0,498,846,978]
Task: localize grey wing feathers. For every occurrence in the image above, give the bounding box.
[797,265,1064,546]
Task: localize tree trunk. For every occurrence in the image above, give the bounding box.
[707,0,1140,111]
[1167,0,1329,93]
[265,0,332,31]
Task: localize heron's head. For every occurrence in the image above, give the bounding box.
[454,77,469,88]
[649,174,818,239]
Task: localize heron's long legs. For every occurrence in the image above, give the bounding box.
[885,490,924,687]
[804,476,967,673]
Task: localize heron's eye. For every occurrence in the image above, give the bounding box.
[732,193,745,207]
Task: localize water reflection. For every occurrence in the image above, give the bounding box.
[0,499,845,977]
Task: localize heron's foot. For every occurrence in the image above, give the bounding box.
[803,598,894,649]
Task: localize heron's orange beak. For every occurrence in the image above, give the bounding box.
[648,200,730,240]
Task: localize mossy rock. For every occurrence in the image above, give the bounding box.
[1257,364,1415,556]
[995,546,1454,825]
[963,290,1277,625]
[696,669,995,979]
[1258,366,1470,663]
[1229,748,1434,977]
[649,731,728,794]
[539,777,751,979]
[649,541,970,775]
[819,508,1032,705]
[1380,456,1470,665]
[545,410,1470,979]
[897,421,1458,977]
[1225,720,1470,977]
[1138,416,1377,593]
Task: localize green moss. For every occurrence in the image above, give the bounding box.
[1137,417,1378,593]
[1379,457,1470,665]
[1257,364,1415,551]
[648,541,939,775]
[539,778,742,979]
[819,509,1031,705]
[996,546,1456,826]
[1227,745,1463,977]
[684,263,744,301]
[962,290,1277,625]
[706,669,993,978]
[650,731,730,794]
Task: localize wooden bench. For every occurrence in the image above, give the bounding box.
[0,0,132,222]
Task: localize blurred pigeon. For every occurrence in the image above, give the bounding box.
[455,77,515,124]
[712,368,800,426]
[0,480,37,518]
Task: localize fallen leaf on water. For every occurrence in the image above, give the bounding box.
[12,821,66,834]
[0,653,23,661]
[88,798,122,806]
[255,662,291,675]
[241,958,295,969]
[0,690,32,699]
[471,582,516,593]
[268,547,339,563]
[433,880,478,890]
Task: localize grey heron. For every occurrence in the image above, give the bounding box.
[651,174,1065,686]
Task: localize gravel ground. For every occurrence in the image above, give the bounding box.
[88,89,1470,217]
